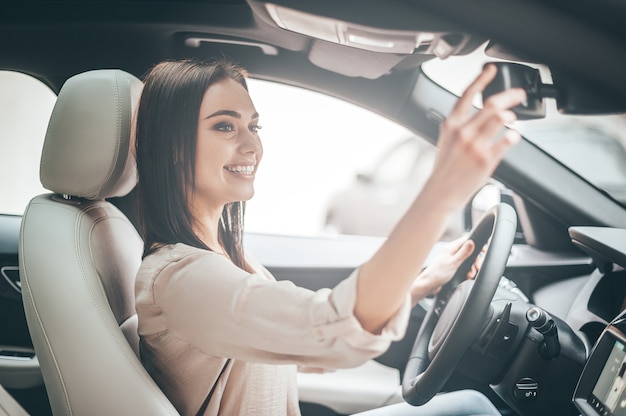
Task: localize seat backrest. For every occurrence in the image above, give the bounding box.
[18,70,179,415]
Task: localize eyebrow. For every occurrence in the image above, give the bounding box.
[204,110,259,120]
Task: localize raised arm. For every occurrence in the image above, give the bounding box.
[354,64,526,334]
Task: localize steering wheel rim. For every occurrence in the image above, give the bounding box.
[402,202,517,406]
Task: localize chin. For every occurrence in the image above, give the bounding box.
[232,189,255,203]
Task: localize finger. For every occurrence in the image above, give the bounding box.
[449,109,516,155]
[461,103,525,161]
[443,89,526,160]
[473,254,484,272]
[471,111,518,147]
[465,87,525,141]
[452,239,475,263]
[491,128,522,157]
[449,64,498,121]
[467,264,478,280]
[483,87,527,113]
[448,236,470,252]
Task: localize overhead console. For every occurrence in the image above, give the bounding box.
[261,2,474,58]
[247,0,485,79]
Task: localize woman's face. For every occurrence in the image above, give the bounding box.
[192,77,262,213]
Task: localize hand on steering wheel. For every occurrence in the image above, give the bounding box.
[409,237,477,307]
[402,203,517,406]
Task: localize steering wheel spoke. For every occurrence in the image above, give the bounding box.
[432,292,452,317]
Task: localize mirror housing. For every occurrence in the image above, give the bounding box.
[483,61,626,119]
[482,62,557,120]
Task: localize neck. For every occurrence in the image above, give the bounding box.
[189,201,225,253]
[194,217,222,250]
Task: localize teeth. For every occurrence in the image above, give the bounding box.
[226,165,254,174]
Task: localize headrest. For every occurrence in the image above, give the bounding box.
[40,70,143,200]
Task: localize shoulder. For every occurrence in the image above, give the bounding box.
[140,243,217,267]
[156,243,242,269]
[245,251,275,281]
[138,243,247,284]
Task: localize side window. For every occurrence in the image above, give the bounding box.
[245,79,463,239]
[0,71,56,214]
[371,139,424,185]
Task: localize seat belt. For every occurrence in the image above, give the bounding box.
[196,359,231,416]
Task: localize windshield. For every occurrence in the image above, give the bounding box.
[422,45,626,206]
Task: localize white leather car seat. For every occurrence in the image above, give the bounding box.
[18,70,179,415]
[0,385,28,416]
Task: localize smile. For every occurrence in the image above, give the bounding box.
[225,165,255,175]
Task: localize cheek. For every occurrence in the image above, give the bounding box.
[195,152,223,182]
[194,142,225,182]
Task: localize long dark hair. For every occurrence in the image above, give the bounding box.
[135,59,251,271]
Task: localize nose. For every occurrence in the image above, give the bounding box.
[240,128,262,156]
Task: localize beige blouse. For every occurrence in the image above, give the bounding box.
[135,243,410,416]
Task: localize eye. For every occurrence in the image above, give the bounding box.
[250,124,262,133]
[215,122,234,132]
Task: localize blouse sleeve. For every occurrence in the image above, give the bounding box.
[144,248,411,371]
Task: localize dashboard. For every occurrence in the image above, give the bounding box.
[570,227,626,416]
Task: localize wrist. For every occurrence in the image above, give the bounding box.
[422,172,477,215]
[411,271,439,307]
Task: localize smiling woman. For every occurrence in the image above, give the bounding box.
[129,55,524,416]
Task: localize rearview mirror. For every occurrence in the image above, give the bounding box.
[483,61,626,119]
[482,62,557,120]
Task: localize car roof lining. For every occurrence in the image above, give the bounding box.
[1,0,488,87]
[3,0,626,98]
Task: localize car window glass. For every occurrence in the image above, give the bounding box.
[372,139,422,185]
[246,79,455,238]
[422,46,626,207]
[518,115,626,205]
[0,71,56,215]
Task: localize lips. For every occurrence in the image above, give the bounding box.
[224,164,255,175]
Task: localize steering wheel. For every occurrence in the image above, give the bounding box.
[402,203,517,406]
